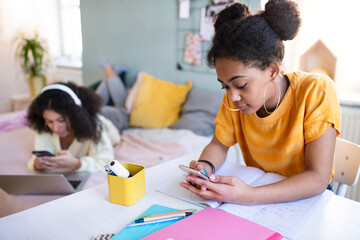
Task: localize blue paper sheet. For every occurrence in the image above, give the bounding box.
[110,204,180,240]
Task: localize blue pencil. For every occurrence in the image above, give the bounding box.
[125,216,185,227]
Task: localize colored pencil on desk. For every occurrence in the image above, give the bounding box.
[141,209,196,218]
[126,216,186,227]
[136,212,192,223]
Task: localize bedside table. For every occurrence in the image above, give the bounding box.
[10,93,34,112]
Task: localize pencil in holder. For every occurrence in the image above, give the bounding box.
[107,163,145,206]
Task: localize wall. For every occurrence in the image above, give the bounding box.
[0,0,60,113]
[292,0,360,97]
[80,0,259,91]
[80,0,210,89]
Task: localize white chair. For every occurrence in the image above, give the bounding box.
[333,138,360,197]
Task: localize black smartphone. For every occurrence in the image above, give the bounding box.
[32,150,55,157]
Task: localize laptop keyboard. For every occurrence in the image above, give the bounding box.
[68,180,81,189]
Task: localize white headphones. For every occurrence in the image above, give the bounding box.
[40,84,82,106]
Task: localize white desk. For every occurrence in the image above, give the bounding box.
[1,151,360,240]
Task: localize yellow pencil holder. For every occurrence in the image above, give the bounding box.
[107,163,145,206]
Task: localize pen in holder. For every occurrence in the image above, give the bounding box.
[107,163,145,206]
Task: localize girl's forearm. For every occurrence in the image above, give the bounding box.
[198,136,229,170]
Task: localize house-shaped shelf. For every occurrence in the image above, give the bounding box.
[299,39,337,80]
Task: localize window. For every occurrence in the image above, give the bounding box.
[297,0,360,97]
[262,0,360,100]
[58,0,82,62]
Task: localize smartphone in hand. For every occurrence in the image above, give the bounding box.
[179,165,210,180]
[32,150,55,157]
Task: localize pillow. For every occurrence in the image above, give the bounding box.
[124,72,143,113]
[129,72,193,128]
[170,87,222,136]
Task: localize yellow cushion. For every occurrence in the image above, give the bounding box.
[129,72,192,128]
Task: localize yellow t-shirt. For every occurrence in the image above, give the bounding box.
[215,71,341,178]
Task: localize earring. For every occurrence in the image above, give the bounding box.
[222,89,240,112]
[263,80,281,115]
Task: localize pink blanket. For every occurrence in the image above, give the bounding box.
[0,110,28,132]
[114,132,183,168]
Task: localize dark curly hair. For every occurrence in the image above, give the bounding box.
[207,0,301,70]
[27,82,104,143]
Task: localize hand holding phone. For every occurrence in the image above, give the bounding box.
[32,150,55,157]
[179,165,210,181]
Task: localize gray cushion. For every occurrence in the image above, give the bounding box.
[170,87,222,136]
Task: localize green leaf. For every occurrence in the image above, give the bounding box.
[14,32,49,77]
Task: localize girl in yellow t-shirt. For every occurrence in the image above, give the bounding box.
[180,0,341,205]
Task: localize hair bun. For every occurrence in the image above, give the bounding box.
[261,0,301,41]
[214,2,251,32]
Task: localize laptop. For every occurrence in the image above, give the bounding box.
[0,172,91,195]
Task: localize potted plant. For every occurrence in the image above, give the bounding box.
[14,31,50,97]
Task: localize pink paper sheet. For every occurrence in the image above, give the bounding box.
[142,207,283,240]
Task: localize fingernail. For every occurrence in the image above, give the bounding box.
[210,175,216,181]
